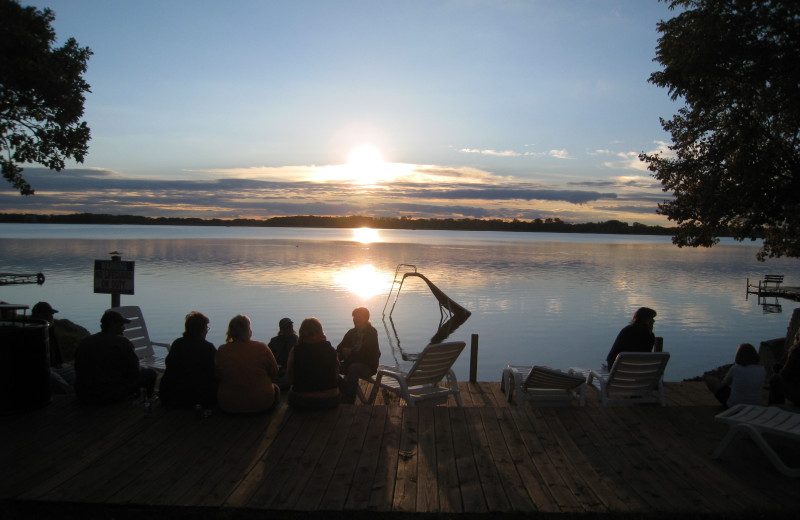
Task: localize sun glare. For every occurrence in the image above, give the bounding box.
[352,227,380,244]
[346,144,389,185]
[334,264,387,299]
[348,144,384,166]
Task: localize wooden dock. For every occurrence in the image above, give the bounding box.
[2,381,800,519]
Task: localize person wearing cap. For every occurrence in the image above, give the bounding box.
[336,307,380,404]
[74,310,157,405]
[31,301,75,390]
[268,317,298,392]
[605,307,658,368]
[158,311,217,409]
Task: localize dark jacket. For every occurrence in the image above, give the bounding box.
[605,322,655,367]
[75,331,140,404]
[336,324,380,374]
[292,339,339,393]
[159,335,218,407]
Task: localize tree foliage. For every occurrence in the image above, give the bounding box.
[641,0,800,260]
[0,0,92,195]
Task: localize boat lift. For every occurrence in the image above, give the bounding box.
[383,264,471,322]
[381,264,472,363]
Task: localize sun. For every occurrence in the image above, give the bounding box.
[348,144,384,166]
[346,144,387,184]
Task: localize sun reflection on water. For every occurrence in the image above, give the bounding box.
[352,227,380,244]
[334,264,388,299]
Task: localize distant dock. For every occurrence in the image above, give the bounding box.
[746,275,800,312]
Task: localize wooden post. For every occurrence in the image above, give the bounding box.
[469,334,478,383]
[110,252,121,308]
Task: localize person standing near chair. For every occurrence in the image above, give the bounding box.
[336,307,380,404]
[286,317,340,410]
[215,314,280,414]
[605,307,657,368]
[159,311,217,409]
[705,343,765,407]
[74,310,157,404]
[268,317,297,392]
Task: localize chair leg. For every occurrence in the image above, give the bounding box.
[714,424,800,477]
[367,374,382,404]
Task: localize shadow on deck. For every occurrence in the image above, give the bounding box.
[2,381,799,519]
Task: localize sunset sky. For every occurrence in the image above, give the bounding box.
[3,0,683,225]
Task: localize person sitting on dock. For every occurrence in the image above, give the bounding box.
[605,307,657,368]
[74,310,157,405]
[286,317,341,410]
[268,317,298,392]
[31,301,75,392]
[215,314,280,414]
[336,307,380,404]
[769,330,800,407]
[705,343,765,408]
[159,311,217,409]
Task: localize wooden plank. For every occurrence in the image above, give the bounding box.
[223,403,302,508]
[478,406,535,511]
[527,407,601,512]
[166,410,278,506]
[271,406,347,510]
[197,402,292,507]
[463,406,511,511]
[287,406,358,510]
[625,406,758,512]
[317,405,374,510]
[3,382,800,516]
[367,404,403,511]
[343,406,388,510]
[415,406,439,512]
[392,406,420,512]
[6,399,146,500]
[579,406,683,511]
[507,406,582,512]
[556,408,642,511]
[27,403,183,503]
[240,409,319,509]
[446,407,486,513]
[432,406,462,513]
[494,406,555,512]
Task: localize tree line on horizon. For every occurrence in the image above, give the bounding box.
[0,212,681,236]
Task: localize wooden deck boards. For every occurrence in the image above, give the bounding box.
[3,381,800,518]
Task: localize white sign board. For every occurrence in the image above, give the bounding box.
[93,260,135,295]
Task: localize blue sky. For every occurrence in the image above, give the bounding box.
[3,0,682,225]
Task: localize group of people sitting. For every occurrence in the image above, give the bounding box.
[605,306,800,409]
[72,306,381,413]
[24,300,800,412]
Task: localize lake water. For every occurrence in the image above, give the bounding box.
[2,223,799,382]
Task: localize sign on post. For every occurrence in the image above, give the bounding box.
[93,260,135,295]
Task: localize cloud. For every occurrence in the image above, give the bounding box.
[1,162,668,224]
[457,148,572,159]
[459,148,521,157]
[548,149,571,159]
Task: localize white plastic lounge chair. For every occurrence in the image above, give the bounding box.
[108,306,170,371]
[501,365,586,406]
[572,352,670,407]
[713,404,800,477]
[367,341,466,406]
